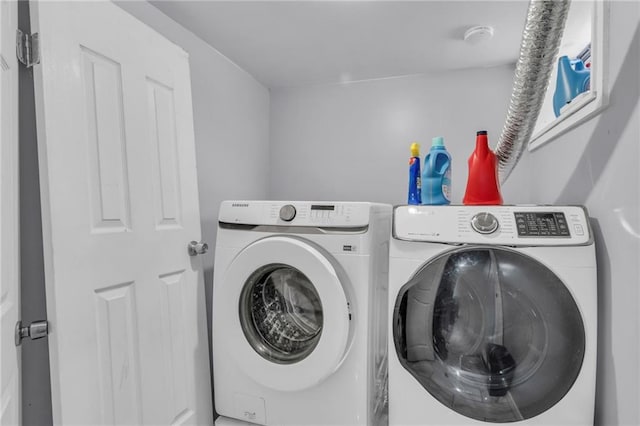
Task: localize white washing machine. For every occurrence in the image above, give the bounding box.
[213,201,391,426]
[388,205,597,425]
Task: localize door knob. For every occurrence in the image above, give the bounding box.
[15,320,49,346]
[188,241,208,256]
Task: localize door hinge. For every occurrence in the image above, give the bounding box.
[15,320,49,346]
[16,29,40,68]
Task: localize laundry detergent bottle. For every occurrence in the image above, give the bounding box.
[462,130,503,205]
[421,136,451,205]
[407,142,422,205]
[553,55,591,117]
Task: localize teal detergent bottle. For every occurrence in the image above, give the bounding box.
[421,136,451,205]
[553,56,591,117]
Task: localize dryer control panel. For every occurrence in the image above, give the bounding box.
[513,212,571,237]
[394,205,591,246]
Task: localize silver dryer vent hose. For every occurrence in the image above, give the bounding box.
[495,0,571,183]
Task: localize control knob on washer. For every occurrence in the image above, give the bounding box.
[279,205,297,222]
[471,212,499,234]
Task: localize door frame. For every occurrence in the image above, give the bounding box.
[1,0,21,422]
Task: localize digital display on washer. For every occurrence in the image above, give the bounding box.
[514,212,571,237]
[310,205,335,211]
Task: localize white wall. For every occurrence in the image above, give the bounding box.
[269,65,530,205]
[526,2,640,425]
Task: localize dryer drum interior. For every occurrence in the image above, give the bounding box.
[393,247,585,423]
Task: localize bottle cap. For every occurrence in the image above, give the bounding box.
[410,142,420,157]
[432,136,444,147]
[477,130,488,135]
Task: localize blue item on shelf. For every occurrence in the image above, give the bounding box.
[421,136,451,205]
[553,55,591,117]
[408,142,422,205]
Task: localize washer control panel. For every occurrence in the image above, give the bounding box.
[394,205,591,246]
[219,201,373,227]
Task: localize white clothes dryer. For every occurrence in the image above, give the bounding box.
[213,201,391,426]
[389,205,597,425]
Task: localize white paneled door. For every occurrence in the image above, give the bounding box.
[31,1,212,424]
[0,1,20,424]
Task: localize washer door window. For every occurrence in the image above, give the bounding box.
[393,247,585,422]
[240,264,323,364]
[218,236,351,391]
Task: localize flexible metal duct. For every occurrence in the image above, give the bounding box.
[495,0,571,183]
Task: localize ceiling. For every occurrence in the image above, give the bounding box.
[151,1,532,88]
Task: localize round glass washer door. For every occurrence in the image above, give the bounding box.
[239,263,323,364]
[393,246,585,422]
[218,236,351,392]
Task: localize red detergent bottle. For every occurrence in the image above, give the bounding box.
[462,130,503,205]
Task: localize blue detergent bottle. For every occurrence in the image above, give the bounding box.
[421,136,451,205]
[553,55,591,117]
[407,142,422,205]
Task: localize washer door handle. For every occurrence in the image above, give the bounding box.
[188,240,208,256]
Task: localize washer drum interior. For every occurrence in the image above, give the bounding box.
[240,263,324,365]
